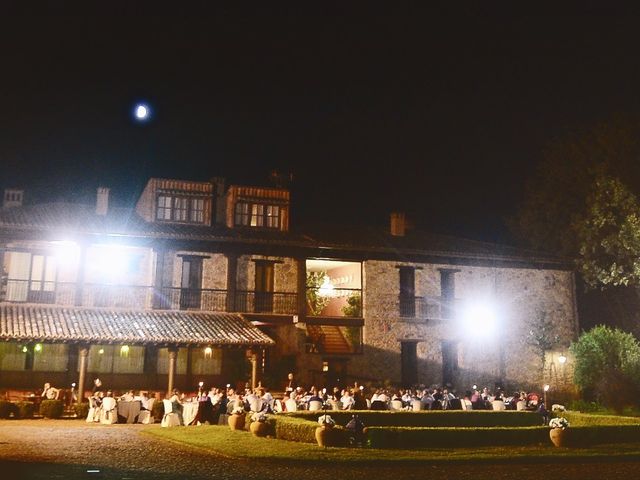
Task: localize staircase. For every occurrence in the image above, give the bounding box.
[306,325,352,354]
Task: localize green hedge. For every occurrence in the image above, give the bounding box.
[564,425,640,446]
[15,401,36,419]
[74,402,90,419]
[366,426,549,449]
[560,411,640,426]
[0,400,18,419]
[287,410,542,427]
[39,399,64,419]
[273,415,347,445]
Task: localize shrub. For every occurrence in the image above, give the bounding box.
[74,402,90,419]
[570,325,640,412]
[560,411,640,427]
[15,401,36,419]
[273,415,347,445]
[0,400,18,419]
[39,399,64,419]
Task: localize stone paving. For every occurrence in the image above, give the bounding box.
[1,420,639,479]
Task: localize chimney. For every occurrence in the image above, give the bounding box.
[210,177,227,225]
[390,212,406,236]
[96,187,110,215]
[2,189,24,209]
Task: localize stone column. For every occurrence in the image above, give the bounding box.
[152,247,166,309]
[77,345,89,404]
[167,346,178,395]
[250,350,260,390]
[225,253,238,312]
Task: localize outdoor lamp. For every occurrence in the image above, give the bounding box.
[558,354,567,364]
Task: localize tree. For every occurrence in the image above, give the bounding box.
[509,117,640,257]
[576,176,640,288]
[525,311,560,382]
[570,325,640,412]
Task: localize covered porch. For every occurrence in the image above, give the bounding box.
[0,304,274,402]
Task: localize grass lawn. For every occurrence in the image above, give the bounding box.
[142,425,640,464]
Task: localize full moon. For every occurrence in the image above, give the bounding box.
[135,104,149,120]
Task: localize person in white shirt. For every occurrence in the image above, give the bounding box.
[340,390,355,410]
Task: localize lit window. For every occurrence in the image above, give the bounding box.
[190,198,204,223]
[156,195,207,224]
[235,202,280,229]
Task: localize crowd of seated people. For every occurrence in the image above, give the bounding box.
[79,375,547,426]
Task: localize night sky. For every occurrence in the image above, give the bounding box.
[2,5,639,242]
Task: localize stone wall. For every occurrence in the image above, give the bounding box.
[345,260,578,393]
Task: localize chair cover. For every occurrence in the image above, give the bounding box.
[308,400,323,411]
[100,397,118,424]
[161,399,181,427]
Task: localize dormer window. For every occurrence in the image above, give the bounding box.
[156,195,206,224]
[235,202,280,229]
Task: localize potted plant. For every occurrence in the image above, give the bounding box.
[548,416,570,447]
[315,412,336,447]
[228,404,246,431]
[249,411,270,437]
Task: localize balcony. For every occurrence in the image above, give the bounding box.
[0,279,298,315]
[233,290,297,315]
[396,295,456,320]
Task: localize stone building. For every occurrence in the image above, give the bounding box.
[0,178,578,399]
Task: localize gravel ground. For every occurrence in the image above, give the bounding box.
[1,420,640,480]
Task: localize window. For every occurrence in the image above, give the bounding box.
[234,202,280,229]
[398,267,416,317]
[156,195,207,224]
[235,202,250,226]
[190,198,204,223]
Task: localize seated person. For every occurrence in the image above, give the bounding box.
[340,390,355,410]
[120,389,135,402]
[41,382,60,400]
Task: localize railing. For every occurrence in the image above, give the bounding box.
[234,290,298,315]
[395,295,457,320]
[154,287,227,311]
[306,287,362,317]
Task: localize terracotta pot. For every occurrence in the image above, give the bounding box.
[250,421,269,437]
[315,425,334,447]
[228,413,246,431]
[549,428,567,447]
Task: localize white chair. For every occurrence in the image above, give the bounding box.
[516,400,527,411]
[161,399,181,427]
[390,399,403,411]
[491,400,506,411]
[86,397,101,423]
[308,400,323,411]
[273,399,284,413]
[284,398,298,412]
[365,399,371,409]
[100,397,118,424]
[461,399,472,411]
[137,398,155,424]
[411,399,423,411]
[248,397,263,413]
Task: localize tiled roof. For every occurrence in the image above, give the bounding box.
[0,304,274,346]
[0,202,569,266]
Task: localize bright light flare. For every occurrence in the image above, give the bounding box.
[52,240,79,265]
[134,103,151,121]
[94,245,132,278]
[461,302,498,338]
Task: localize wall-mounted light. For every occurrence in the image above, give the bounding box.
[204,346,213,358]
[34,343,43,353]
[558,354,567,364]
[120,345,130,357]
[98,348,105,355]
[21,346,28,353]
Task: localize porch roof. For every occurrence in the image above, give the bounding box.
[0,304,274,347]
